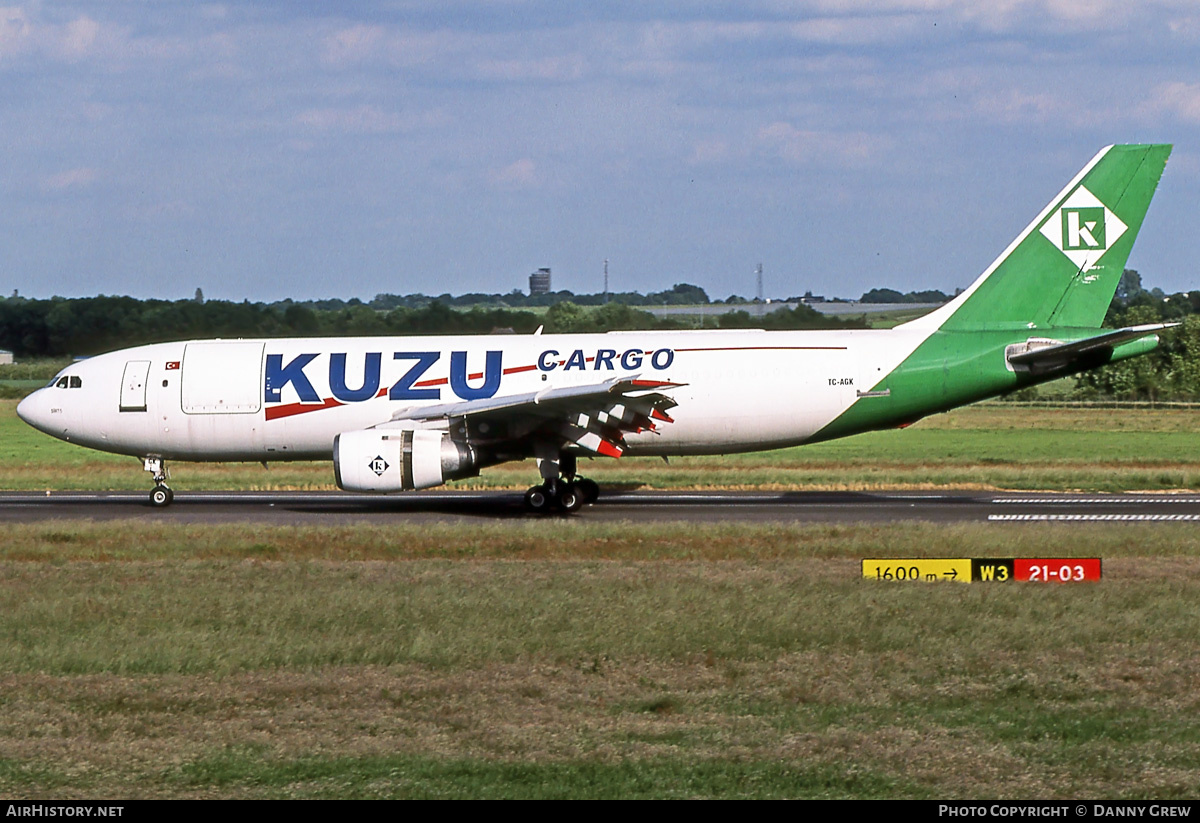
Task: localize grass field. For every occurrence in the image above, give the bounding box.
[4,401,1200,798]
[1,522,1199,798]
[5,399,1199,493]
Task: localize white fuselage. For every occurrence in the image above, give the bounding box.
[18,327,936,462]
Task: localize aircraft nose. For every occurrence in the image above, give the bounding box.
[16,389,48,431]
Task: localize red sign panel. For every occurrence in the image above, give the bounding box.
[1014,558,1102,582]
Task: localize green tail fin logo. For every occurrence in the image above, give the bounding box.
[1039,186,1126,273]
[906,144,1171,332]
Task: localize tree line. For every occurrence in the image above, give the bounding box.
[366,282,715,310]
[0,291,868,359]
[1059,272,1200,402]
[4,270,1197,401]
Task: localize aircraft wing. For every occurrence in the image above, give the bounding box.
[1006,323,1177,375]
[380,375,683,458]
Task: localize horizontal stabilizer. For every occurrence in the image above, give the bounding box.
[1006,323,1176,375]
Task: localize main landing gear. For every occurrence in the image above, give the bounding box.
[144,456,174,507]
[523,450,600,514]
[523,476,600,514]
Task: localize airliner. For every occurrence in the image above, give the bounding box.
[18,144,1174,512]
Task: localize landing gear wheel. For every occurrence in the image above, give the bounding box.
[144,457,173,507]
[556,483,584,514]
[524,485,552,513]
[576,478,600,504]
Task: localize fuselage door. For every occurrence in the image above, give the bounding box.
[181,341,265,414]
[119,360,151,412]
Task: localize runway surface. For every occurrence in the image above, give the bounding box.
[3,489,1200,525]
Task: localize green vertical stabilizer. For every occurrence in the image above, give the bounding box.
[905,144,1171,333]
[815,145,1173,444]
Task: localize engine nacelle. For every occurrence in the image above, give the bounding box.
[333,428,478,492]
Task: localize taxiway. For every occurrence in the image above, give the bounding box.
[2,490,1199,525]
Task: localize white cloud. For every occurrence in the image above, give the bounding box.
[0,6,31,56]
[320,25,470,70]
[295,104,446,134]
[1147,82,1200,123]
[1168,14,1200,40]
[199,5,229,21]
[489,158,537,187]
[42,167,99,192]
[296,104,397,133]
[971,88,1062,124]
[757,123,884,167]
[959,0,1135,32]
[321,24,386,65]
[689,138,730,165]
[0,8,129,63]
[476,54,585,82]
[628,14,926,57]
[60,16,100,58]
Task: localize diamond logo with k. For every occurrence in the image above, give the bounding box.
[1039,186,1126,272]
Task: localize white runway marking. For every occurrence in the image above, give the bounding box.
[992,497,1200,505]
[989,513,1200,522]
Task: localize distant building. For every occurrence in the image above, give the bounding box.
[529,267,552,295]
[0,350,11,365]
[800,291,825,304]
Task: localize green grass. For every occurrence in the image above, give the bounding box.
[2,547,1197,675]
[4,399,1200,797]
[166,753,921,799]
[0,749,921,799]
[0,359,70,381]
[0,359,70,397]
[1,522,1200,797]
[0,380,48,399]
[864,307,936,328]
[5,401,1200,492]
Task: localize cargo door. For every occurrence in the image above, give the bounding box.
[181,341,264,414]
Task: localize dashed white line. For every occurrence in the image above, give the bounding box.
[993,497,1200,504]
[989,513,1200,521]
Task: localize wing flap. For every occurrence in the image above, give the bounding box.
[378,375,685,458]
[386,375,682,423]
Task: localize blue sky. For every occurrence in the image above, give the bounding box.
[2,1,1199,302]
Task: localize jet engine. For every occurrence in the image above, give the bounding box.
[334,428,478,492]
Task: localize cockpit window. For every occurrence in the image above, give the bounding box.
[69,376,82,389]
[51,375,82,389]
[55,377,68,389]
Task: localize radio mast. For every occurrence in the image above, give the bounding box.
[756,263,764,316]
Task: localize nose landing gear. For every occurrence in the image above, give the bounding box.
[144,457,174,507]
